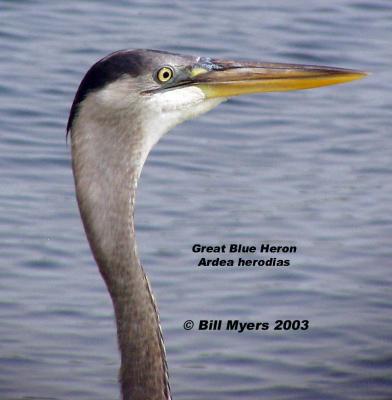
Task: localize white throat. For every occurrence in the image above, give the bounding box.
[141,86,225,164]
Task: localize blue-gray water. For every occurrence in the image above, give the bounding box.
[0,1,391,399]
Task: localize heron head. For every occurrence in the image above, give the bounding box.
[67,49,366,156]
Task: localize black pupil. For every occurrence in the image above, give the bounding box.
[163,70,170,79]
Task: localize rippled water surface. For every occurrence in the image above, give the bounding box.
[1,1,391,399]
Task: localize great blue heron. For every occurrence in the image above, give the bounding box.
[67,49,365,400]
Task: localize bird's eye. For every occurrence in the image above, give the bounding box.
[156,66,174,83]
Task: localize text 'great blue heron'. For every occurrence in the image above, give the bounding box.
[67,49,366,400]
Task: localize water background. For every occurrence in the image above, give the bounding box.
[0,1,391,399]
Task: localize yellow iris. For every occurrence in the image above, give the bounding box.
[157,66,174,82]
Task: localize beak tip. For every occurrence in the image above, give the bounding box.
[344,70,369,83]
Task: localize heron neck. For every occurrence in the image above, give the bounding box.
[71,115,170,400]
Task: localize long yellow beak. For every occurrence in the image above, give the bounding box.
[191,60,367,98]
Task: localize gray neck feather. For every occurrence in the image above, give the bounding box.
[70,101,170,400]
